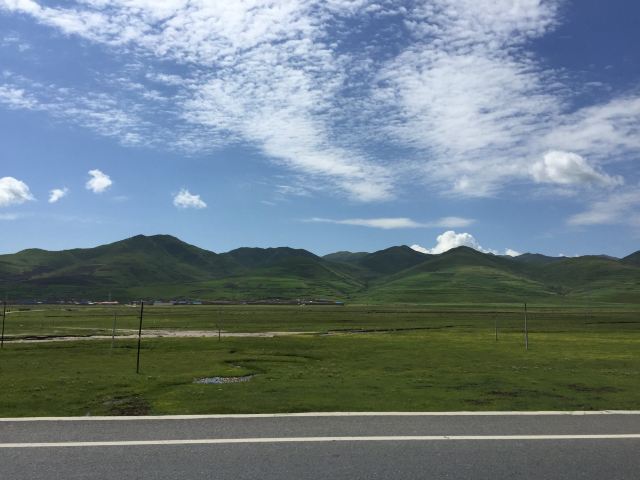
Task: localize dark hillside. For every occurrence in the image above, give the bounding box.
[354,245,428,275]
[1,235,639,303]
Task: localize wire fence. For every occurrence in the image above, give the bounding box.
[1,302,638,343]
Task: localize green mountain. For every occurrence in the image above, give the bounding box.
[226,247,318,269]
[622,251,640,267]
[512,253,564,266]
[1,235,639,304]
[353,246,428,275]
[322,251,369,263]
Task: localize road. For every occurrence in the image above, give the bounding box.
[1,412,639,479]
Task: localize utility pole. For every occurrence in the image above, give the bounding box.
[111,311,117,351]
[1,301,6,349]
[524,303,529,351]
[136,301,144,374]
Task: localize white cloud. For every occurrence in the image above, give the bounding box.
[85,169,112,193]
[411,230,517,256]
[0,212,21,220]
[542,97,640,160]
[412,231,488,254]
[0,85,38,109]
[0,0,392,202]
[568,189,640,227]
[531,151,622,187]
[505,248,522,257]
[432,217,475,228]
[1,0,638,202]
[48,187,68,203]
[307,216,474,229]
[373,1,638,197]
[0,76,150,147]
[0,176,35,206]
[310,217,424,229]
[173,188,206,209]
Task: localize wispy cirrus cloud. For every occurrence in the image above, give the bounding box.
[0,0,638,205]
[0,0,393,201]
[372,0,638,198]
[307,216,473,229]
[0,85,38,110]
[568,189,640,227]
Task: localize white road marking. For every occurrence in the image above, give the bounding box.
[1,434,639,448]
[1,411,639,422]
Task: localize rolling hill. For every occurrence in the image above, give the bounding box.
[0,234,638,303]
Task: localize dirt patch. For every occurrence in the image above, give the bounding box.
[104,395,151,415]
[487,390,521,397]
[8,330,312,343]
[325,325,466,335]
[194,375,254,384]
[567,384,621,394]
[464,398,492,406]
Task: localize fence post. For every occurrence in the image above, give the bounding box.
[111,312,117,351]
[136,301,144,374]
[1,301,6,349]
[524,303,529,351]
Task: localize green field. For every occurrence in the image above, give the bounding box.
[2,303,639,337]
[0,304,638,416]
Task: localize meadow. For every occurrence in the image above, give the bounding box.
[0,304,638,416]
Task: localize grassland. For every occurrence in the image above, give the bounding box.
[0,304,638,416]
[2,303,639,337]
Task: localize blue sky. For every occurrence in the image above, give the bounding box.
[1,0,639,257]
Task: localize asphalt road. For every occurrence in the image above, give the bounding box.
[1,412,639,479]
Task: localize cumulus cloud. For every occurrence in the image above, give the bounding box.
[411,231,517,256]
[48,187,68,203]
[0,176,35,207]
[531,151,623,187]
[85,169,112,194]
[173,189,207,209]
[411,231,488,254]
[307,216,474,229]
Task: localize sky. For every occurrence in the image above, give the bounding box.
[1,0,639,257]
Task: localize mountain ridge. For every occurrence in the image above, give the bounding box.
[1,234,638,303]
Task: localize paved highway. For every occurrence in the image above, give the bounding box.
[1,412,639,479]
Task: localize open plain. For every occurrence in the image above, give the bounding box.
[1,304,638,416]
